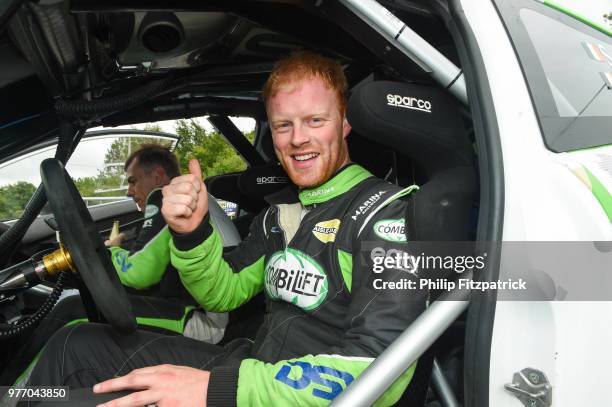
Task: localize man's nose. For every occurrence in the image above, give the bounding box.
[126,185,134,197]
[290,123,310,147]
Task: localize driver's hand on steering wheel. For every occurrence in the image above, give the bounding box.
[162,159,209,234]
[93,364,210,407]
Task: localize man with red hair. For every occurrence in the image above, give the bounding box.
[28,51,425,406]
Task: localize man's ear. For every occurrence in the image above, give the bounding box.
[342,117,352,139]
[154,166,167,186]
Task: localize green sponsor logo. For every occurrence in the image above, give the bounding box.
[265,248,328,311]
[373,219,407,242]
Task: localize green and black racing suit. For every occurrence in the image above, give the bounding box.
[171,163,426,405]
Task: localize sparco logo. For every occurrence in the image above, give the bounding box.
[257,176,288,185]
[374,219,407,242]
[386,94,432,113]
[265,249,328,311]
[351,191,387,221]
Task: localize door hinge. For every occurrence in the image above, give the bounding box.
[504,367,552,407]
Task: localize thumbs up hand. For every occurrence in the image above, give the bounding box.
[162,159,209,234]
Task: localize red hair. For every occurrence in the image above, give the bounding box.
[263,51,348,116]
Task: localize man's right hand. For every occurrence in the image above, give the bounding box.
[162,159,209,234]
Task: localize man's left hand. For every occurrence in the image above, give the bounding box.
[93,364,210,407]
[104,232,125,247]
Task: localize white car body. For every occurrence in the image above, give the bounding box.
[461,0,612,405]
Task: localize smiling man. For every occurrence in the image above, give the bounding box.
[27,51,426,406]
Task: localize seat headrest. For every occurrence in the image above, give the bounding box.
[206,172,246,208]
[207,164,290,214]
[237,163,289,210]
[347,81,472,177]
[238,163,289,197]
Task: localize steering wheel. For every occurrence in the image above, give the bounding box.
[40,158,137,333]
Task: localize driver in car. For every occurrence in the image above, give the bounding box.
[27,51,426,406]
[0,145,227,386]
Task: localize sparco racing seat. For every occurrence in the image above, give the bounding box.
[347,80,477,405]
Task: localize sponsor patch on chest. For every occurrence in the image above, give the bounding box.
[265,249,328,311]
[373,218,407,242]
[312,219,341,243]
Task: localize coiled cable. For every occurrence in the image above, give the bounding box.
[0,271,67,338]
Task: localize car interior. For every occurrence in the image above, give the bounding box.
[0,1,485,405]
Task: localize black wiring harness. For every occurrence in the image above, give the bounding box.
[0,272,67,338]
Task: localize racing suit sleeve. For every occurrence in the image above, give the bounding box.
[109,189,170,290]
[169,209,268,312]
[227,195,427,406]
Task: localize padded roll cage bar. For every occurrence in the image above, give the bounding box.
[331,0,470,405]
[333,286,469,406]
[339,0,468,106]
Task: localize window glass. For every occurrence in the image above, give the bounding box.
[0,116,256,221]
[495,0,612,152]
[0,134,176,221]
[71,134,175,206]
[520,9,612,118]
[0,145,55,221]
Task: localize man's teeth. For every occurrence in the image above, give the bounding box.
[294,153,319,161]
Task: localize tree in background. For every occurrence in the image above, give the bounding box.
[0,181,36,220]
[73,176,97,199]
[174,119,254,177]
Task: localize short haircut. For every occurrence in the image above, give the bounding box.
[262,51,348,116]
[124,143,180,178]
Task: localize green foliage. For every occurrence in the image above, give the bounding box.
[139,124,163,133]
[73,176,97,197]
[0,181,36,220]
[73,174,124,205]
[173,119,253,178]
